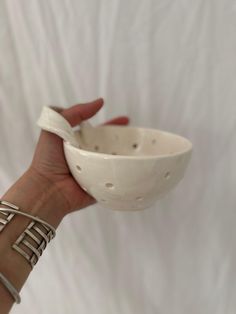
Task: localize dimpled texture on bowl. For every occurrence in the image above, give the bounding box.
[63,125,192,211]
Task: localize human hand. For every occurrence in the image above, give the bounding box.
[29,98,129,216]
[0,98,129,311]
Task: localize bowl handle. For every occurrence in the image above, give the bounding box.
[37,106,79,147]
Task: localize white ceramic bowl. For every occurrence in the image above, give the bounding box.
[63,124,193,211]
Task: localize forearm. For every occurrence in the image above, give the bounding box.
[0,168,67,313]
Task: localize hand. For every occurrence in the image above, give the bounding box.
[30,98,129,215]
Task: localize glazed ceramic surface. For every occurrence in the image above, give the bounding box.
[63,125,193,211]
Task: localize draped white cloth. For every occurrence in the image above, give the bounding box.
[0,1,235,313]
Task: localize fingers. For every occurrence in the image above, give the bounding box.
[49,100,130,128]
[61,98,104,127]
[102,116,130,126]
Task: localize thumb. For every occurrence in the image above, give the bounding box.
[61,98,104,127]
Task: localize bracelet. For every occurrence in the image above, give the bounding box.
[0,207,56,237]
[0,201,57,305]
[0,272,21,304]
[0,201,56,236]
[0,201,18,232]
[0,201,56,269]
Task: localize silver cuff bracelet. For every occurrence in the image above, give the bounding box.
[0,200,57,304]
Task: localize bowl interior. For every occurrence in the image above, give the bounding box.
[74,125,192,157]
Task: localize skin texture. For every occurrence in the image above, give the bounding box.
[0,98,129,313]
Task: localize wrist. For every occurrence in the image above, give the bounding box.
[1,167,68,229]
[0,168,67,311]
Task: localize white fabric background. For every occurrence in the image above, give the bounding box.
[0,0,236,313]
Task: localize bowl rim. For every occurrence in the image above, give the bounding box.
[64,126,193,160]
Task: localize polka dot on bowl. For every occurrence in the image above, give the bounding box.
[105,183,114,189]
[164,172,171,179]
[76,165,82,172]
